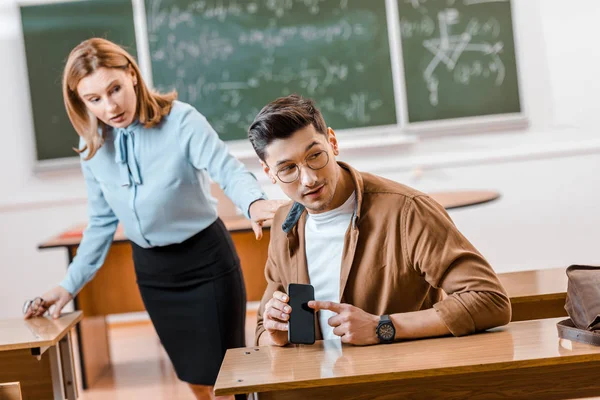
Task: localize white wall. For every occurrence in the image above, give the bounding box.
[1,0,600,319]
[542,1,600,128]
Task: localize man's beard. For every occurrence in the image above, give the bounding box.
[303,182,336,213]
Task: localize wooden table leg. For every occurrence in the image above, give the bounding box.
[48,343,66,399]
[78,316,111,389]
[59,332,77,399]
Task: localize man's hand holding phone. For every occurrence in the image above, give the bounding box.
[262,290,291,346]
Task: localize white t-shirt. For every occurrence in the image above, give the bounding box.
[305,191,356,340]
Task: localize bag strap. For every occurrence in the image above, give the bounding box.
[557,319,600,346]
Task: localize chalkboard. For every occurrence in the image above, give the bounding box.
[20,0,137,163]
[20,0,525,164]
[145,0,397,141]
[397,0,521,123]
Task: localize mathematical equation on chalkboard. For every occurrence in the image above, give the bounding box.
[145,0,396,137]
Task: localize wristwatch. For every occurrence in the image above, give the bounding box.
[376,314,396,344]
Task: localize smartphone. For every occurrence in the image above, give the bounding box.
[287,283,316,345]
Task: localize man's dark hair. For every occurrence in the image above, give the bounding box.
[248,94,328,161]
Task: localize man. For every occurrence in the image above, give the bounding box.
[248,94,511,347]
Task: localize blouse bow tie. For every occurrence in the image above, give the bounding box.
[114,129,142,187]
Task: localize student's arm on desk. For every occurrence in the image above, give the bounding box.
[307,300,450,345]
[310,196,511,345]
[389,308,450,340]
[405,195,511,336]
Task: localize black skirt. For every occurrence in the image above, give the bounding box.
[131,218,247,385]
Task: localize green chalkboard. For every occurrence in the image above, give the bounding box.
[145,0,397,141]
[397,0,521,123]
[20,0,137,162]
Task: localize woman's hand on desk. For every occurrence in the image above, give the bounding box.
[249,199,290,240]
[23,286,73,319]
[309,301,379,345]
[261,290,291,346]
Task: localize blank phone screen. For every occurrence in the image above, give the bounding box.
[288,283,315,345]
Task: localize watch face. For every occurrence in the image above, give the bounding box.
[378,323,395,340]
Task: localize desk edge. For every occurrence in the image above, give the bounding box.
[214,354,600,396]
[0,311,83,352]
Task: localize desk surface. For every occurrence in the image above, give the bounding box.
[429,190,500,210]
[0,311,82,352]
[38,215,270,249]
[214,317,598,396]
[499,267,567,302]
[38,190,499,249]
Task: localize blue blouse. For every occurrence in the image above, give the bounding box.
[60,101,265,295]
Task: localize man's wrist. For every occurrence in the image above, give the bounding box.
[389,314,402,341]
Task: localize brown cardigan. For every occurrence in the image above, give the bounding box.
[255,162,511,344]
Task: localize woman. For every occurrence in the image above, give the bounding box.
[24,38,284,400]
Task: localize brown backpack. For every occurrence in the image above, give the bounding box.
[556,265,600,345]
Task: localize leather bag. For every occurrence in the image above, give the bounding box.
[556,265,600,346]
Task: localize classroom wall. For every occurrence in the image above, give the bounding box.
[1,0,599,319]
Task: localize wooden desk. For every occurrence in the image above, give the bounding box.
[37,189,499,389]
[499,267,568,322]
[38,216,271,308]
[0,312,82,400]
[215,317,600,399]
[429,190,500,210]
[38,216,270,389]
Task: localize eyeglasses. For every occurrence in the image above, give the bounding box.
[23,297,45,316]
[275,150,329,183]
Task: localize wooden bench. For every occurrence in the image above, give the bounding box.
[215,317,600,399]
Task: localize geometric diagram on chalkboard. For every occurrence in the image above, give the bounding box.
[423,8,505,107]
[398,0,522,124]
